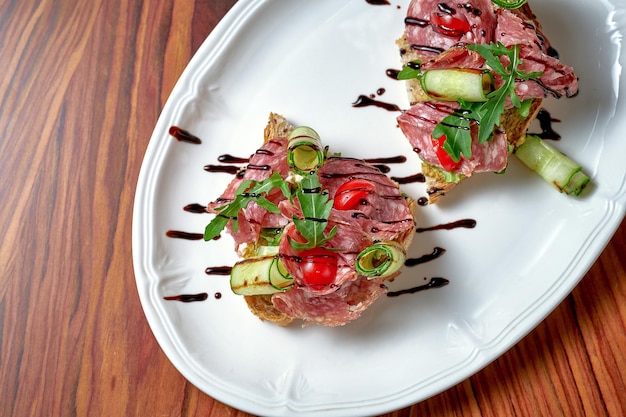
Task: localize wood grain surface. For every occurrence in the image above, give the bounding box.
[1,1,624,416]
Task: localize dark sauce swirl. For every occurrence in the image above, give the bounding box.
[164,293,209,302]
[169,126,202,144]
[387,277,450,297]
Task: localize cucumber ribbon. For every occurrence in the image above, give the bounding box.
[230,255,293,295]
[491,0,527,9]
[287,126,325,175]
[356,241,406,279]
[421,68,492,102]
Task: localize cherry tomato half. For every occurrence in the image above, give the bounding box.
[430,12,470,38]
[432,135,463,172]
[298,247,338,289]
[333,179,377,210]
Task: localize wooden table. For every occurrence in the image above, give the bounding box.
[1,1,624,416]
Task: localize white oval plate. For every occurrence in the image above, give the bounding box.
[133,1,626,415]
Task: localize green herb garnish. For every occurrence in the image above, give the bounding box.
[203,170,335,250]
[397,61,423,80]
[410,43,542,162]
[289,173,337,251]
[204,172,291,241]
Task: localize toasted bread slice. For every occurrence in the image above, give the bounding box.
[243,113,417,325]
[245,293,294,326]
[397,4,544,203]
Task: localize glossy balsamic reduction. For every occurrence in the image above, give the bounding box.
[169,126,202,144]
[364,156,407,164]
[405,247,446,267]
[528,108,561,140]
[168,121,486,305]
[165,230,204,240]
[386,68,401,80]
[183,203,207,213]
[365,0,391,4]
[387,277,450,297]
[204,164,240,174]
[164,293,209,302]
[218,154,249,164]
[391,173,426,184]
[205,266,233,275]
[352,95,402,112]
[416,218,476,233]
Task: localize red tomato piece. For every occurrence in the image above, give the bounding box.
[333,179,377,210]
[430,12,470,37]
[432,135,463,172]
[298,247,338,289]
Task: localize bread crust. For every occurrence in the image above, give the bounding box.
[243,113,295,325]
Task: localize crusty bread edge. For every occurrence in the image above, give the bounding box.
[243,113,295,326]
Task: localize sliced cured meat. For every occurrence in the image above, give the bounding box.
[319,158,415,242]
[207,138,290,253]
[495,9,579,100]
[398,101,508,176]
[211,114,417,326]
[405,0,497,59]
[398,0,579,180]
[278,222,368,296]
[271,276,388,327]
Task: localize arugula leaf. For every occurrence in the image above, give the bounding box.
[289,174,337,251]
[432,43,543,162]
[260,228,283,246]
[203,172,290,241]
[432,112,472,162]
[397,61,423,80]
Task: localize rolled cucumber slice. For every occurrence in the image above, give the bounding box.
[287,126,325,175]
[514,135,590,196]
[421,69,492,102]
[356,241,406,279]
[230,255,293,295]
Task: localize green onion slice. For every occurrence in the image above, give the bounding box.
[356,241,406,279]
[421,69,492,102]
[491,0,527,9]
[287,126,325,175]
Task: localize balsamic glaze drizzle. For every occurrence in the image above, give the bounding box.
[416,219,476,233]
[204,164,240,174]
[165,230,204,240]
[218,154,249,164]
[391,173,426,184]
[169,126,202,144]
[166,126,485,302]
[164,293,208,302]
[387,277,450,297]
[205,266,233,276]
[352,95,402,112]
[528,108,562,140]
[183,203,207,214]
[405,247,446,267]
